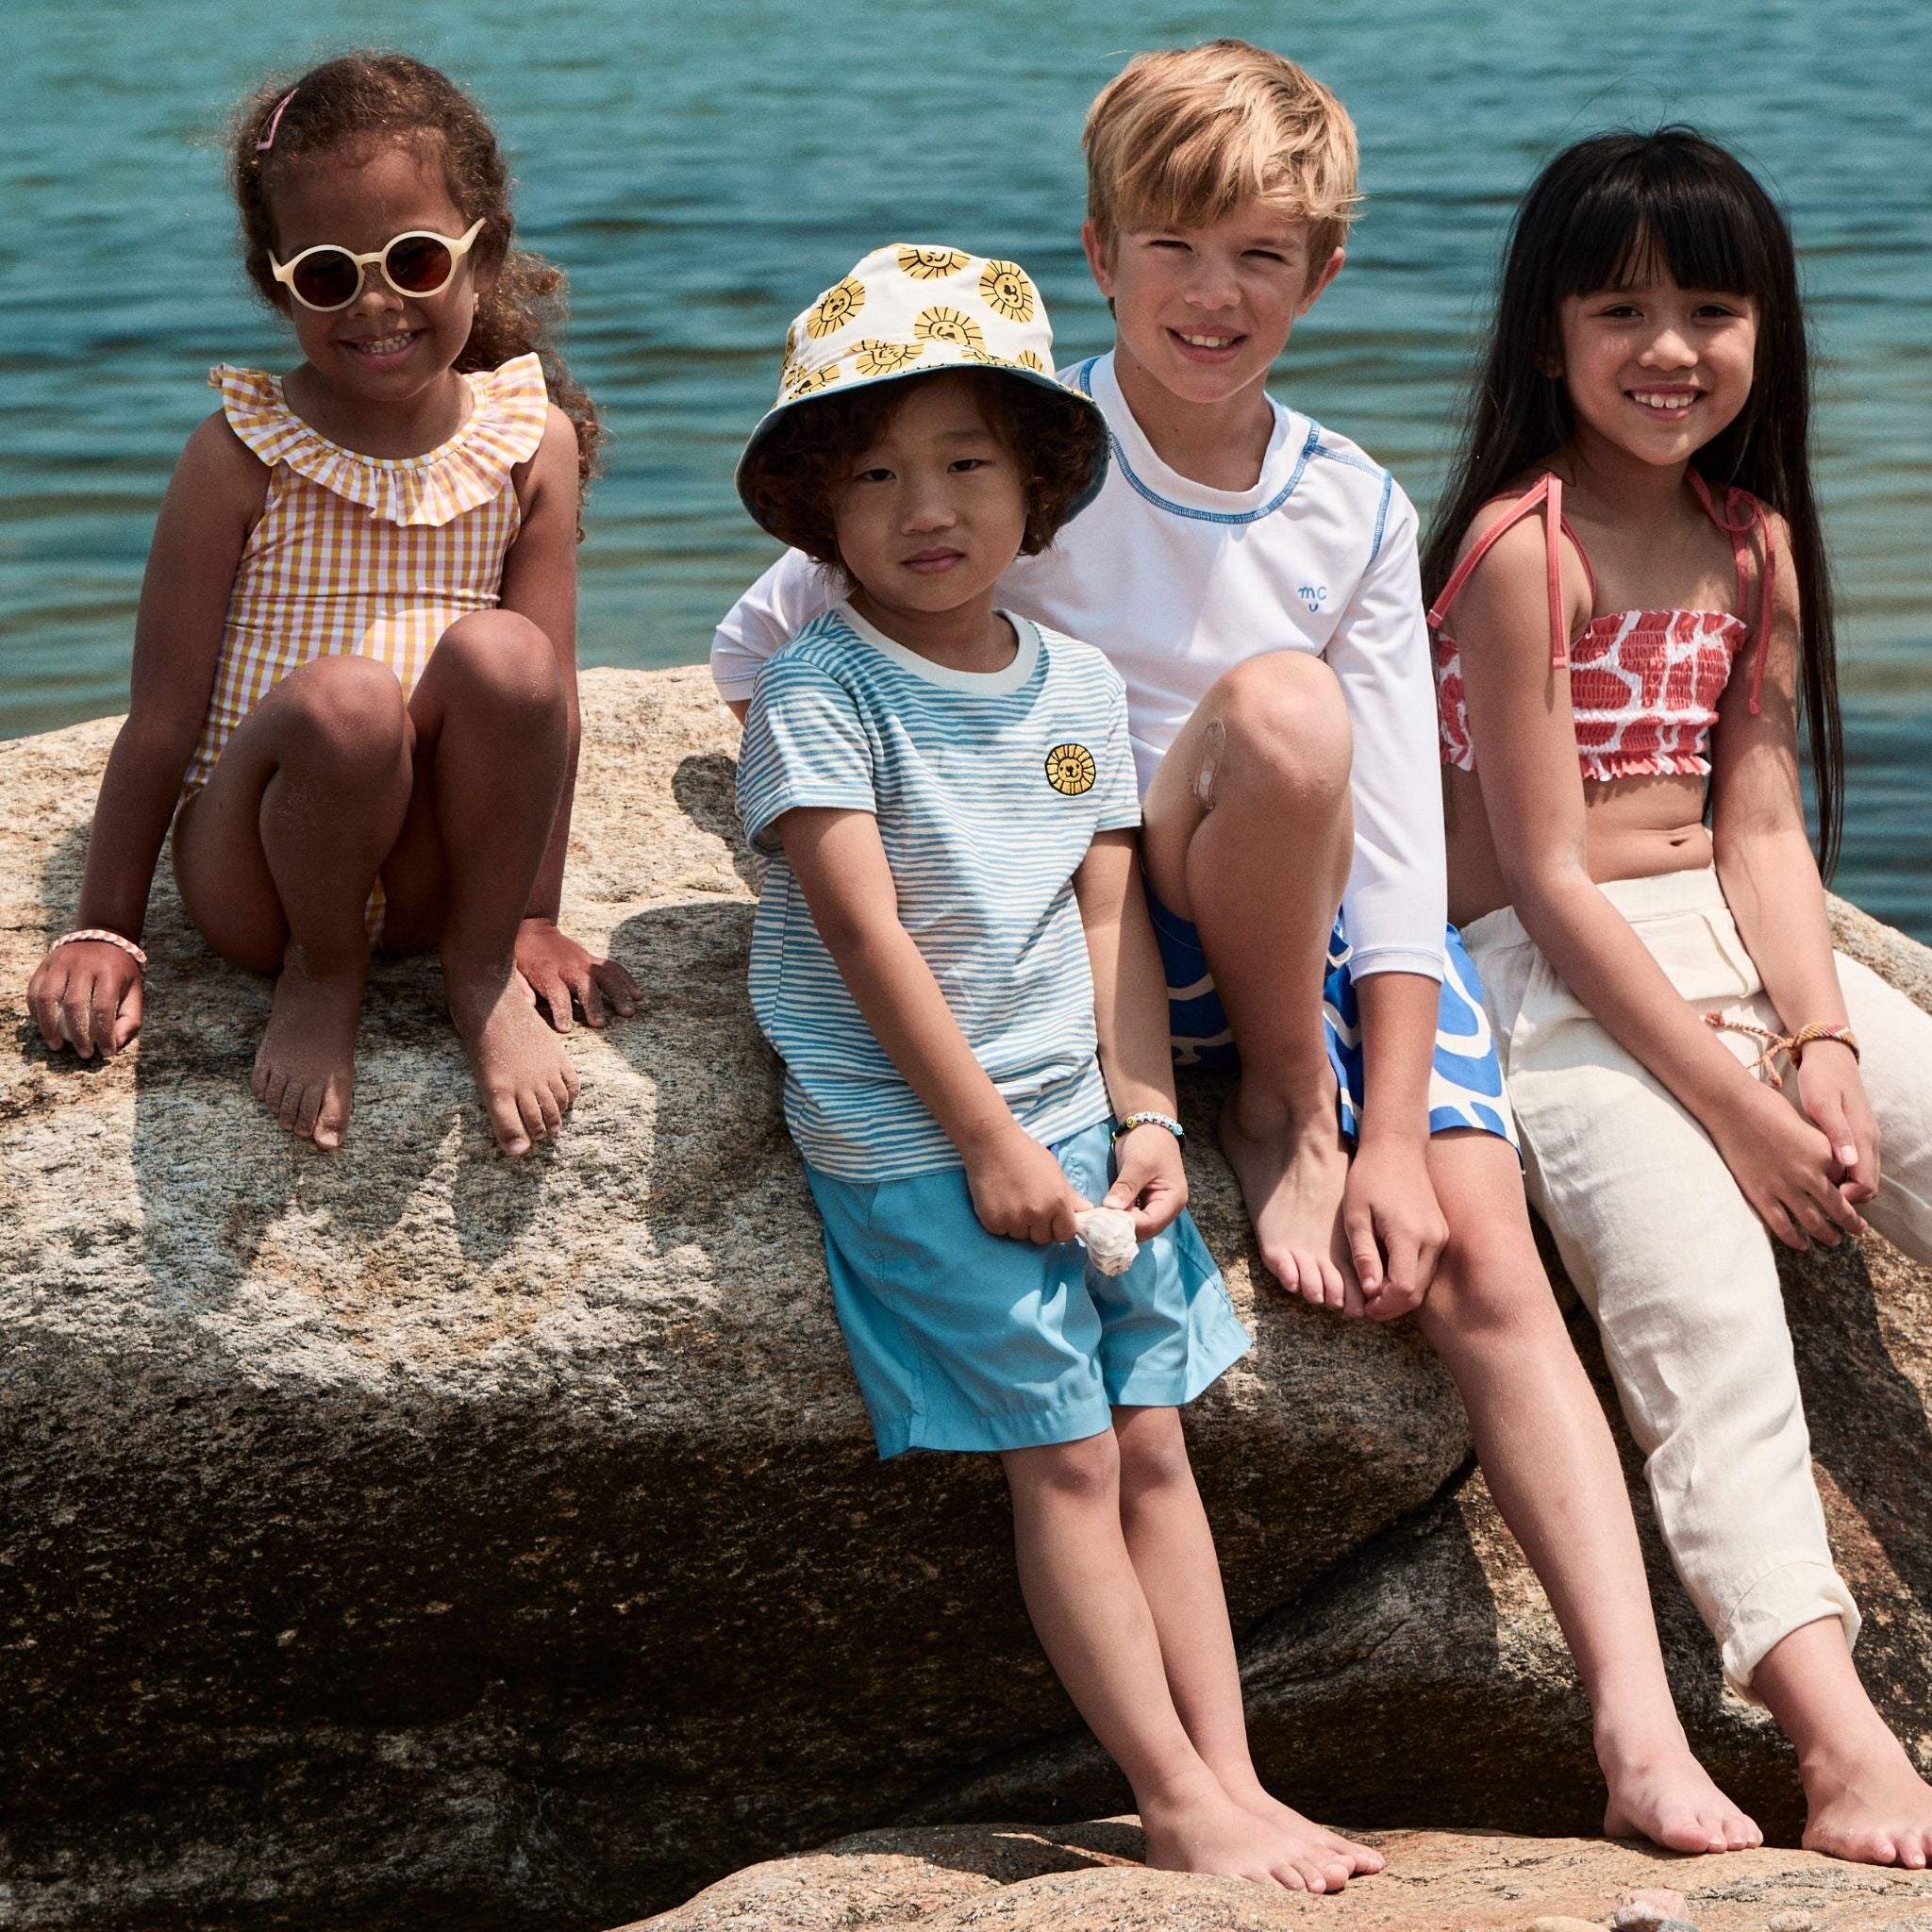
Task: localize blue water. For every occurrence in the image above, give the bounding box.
[5,0,1930,931]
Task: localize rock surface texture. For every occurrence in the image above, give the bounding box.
[5,668,1932,1932]
[633,1821,1932,1931]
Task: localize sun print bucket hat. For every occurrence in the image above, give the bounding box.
[735,242,1109,529]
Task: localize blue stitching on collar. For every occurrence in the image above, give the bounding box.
[1110,416,1323,525]
[1073,357,1342,525]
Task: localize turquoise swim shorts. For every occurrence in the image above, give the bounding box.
[804,1117,1251,1459]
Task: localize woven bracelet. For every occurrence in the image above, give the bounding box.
[51,928,148,974]
[1790,1022,1859,1064]
[1704,1012,1859,1088]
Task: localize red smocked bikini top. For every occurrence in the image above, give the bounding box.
[1428,469,1774,781]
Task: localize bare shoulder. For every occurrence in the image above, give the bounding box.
[531,401,580,474]
[511,401,581,509]
[1447,491,1555,585]
[176,407,271,508]
[1757,504,1799,617]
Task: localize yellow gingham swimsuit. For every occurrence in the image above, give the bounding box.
[186,352,550,792]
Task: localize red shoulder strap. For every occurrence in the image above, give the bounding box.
[1689,470,1774,716]
[1427,475,1591,671]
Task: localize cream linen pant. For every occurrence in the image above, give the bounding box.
[1463,868,1932,1692]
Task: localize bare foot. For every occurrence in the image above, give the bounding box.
[1600,1731,1761,1853]
[1225,1775,1385,1886]
[1141,1771,1356,1891]
[1218,1077,1352,1307]
[1801,1735,1932,1867]
[448,966,579,1157]
[251,948,364,1151]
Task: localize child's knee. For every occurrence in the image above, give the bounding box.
[1004,1427,1119,1505]
[437,610,564,717]
[1114,1407,1191,1500]
[1425,1232,1562,1342]
[1204,655,1351,807]
[275,653,408,771]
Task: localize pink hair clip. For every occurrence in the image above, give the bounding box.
[257,88,299,153]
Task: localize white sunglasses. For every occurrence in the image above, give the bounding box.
[269,218,487,313]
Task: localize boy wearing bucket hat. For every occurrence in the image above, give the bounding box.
[719,41,1756,1862]
[733,243,1379,1894]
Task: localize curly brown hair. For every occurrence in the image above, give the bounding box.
[739,370,1107,579]
[227,52,602,511]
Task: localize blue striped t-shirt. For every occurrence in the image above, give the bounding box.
[737,602,1141,1181]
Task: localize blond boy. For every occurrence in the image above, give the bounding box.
[715,40,1758,1857]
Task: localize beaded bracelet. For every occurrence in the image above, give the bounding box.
[1113,1109,1185,1145]
[51,928,148,974]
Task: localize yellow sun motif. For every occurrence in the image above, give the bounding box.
[807,276,866,340]
[978,259,1036,322]
[1015,349,1048,373]
[913,306,987,356]
[897,246,969,280]
[854,339,924,376]
[780,361,842,398]
[1043,742,1097,796]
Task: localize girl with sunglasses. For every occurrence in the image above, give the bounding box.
[26,52,637,1155]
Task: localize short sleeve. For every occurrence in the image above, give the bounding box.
[736,651,876,853]
[712,548,841,702]
[1324,479,1447,980]
[1092,677,1141,833]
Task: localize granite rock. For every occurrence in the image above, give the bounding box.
[5,668,1932,1931]
[634,1821,1932,1931]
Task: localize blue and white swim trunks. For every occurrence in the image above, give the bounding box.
[1149,895,1519,1152]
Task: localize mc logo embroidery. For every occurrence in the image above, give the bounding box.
[1043,742,1097,796]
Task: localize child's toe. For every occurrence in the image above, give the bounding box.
[486,1091,529,1156]
[313,1084,351,1150]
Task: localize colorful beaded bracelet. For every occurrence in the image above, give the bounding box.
[51,928,148,974]
[1113,1109,1185,1144]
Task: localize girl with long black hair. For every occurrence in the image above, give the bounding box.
[1426,127,1932,1866]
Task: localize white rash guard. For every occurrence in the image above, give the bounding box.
[711,350,1447,982]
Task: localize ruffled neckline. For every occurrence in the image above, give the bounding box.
[1577,608,1747,637]
[208,352,549,527]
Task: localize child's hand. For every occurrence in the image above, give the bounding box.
[514,917,640,1033]
[1794,1041,1881,1206]
[964,1124,1082,1244]
[1709,1079,1868,1247]
[26,941,144,1059]
[1105,1122,1189,1240]
[1341,1136,1448,1322]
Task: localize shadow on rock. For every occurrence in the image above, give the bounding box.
[1789,1233,1932,1714]
[670,749,761,895]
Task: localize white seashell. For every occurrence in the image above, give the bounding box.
[1074,1207,1139,1275]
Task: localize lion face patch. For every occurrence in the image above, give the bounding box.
[1043,742,1097,796]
